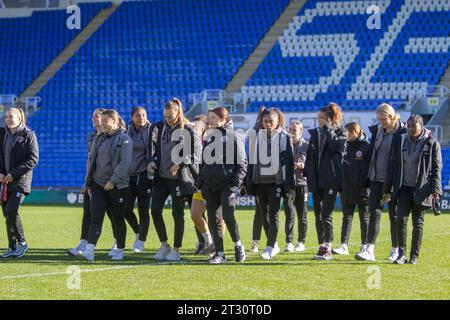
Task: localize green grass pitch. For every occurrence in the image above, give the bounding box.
[0,205,448,300]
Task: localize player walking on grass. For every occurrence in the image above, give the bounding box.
[283,120,309,253]
[197,107,247,264]
[78,110,132,261]
[356,103,407,262]
[384,115,442,265]
[68,108,116,257]
[149,98,201,262]
[124,107,154,253]
[0,108,39,258]
[305,103,347,261]
[333,122,370,256]
[246,108,295,260]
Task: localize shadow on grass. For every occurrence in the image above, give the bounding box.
[0,248,391,267]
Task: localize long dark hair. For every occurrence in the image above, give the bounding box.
[320,102,343,126]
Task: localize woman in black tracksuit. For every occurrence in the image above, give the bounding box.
[81,109,132,261]
[384,115,442,265]
[124,107,154,253]
[0,108,39,259]
[305,102,346,261]
[283,120,309,253]
[246,107,269,253]
[149,98,201,262]
[332,122,370,256]
[246,108,295,260]
[356,103,407,262]
[198,107,247,264]
[68,108,115,257]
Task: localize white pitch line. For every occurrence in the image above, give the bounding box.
[1,232,449,281]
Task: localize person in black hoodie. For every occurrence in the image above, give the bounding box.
[149,98,201,262]
[384,115,442,265]
[198,107,247,264]
[246,108,295,260]
[80,110,132,261]
[124,107,154,254]
[305,102,347,261]
[0,108,39,258]
[356,103,407,262]
[332,122,370,256]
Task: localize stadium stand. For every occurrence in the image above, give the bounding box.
[0,2,110,95]
[18,0,289,186]
[242,0,450,112]
[0,0,448,189]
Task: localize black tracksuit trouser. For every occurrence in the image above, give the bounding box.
[2,191,26,250]
[396,186,425,258]
[203,188,240,253]
[341,203,369,245]
[312,188,338,244]
[81,190,114,241]
[284,186,308,244]
[88,183,127,249]
[150,178,186,248]
[367,180,398,246]
[255,183,282,248]
[124,172,152,241]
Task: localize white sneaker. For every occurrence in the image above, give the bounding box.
[250,241,259,253]
[108,241,117,257]
[68,241,86,256]
[273,242,281,256]
[388,247,399,262]
[332,243,349,255]
[132,240,145,253]
[111,249,124,261]
[261,246,274,260]
[355,244,367,256]
[355,244,375,261]
[166,249,181,261]
[154,244,172,261]
[284,243,295,253]
[77,248,94,261]
[294,242,306,252]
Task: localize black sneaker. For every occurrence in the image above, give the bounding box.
[394,255,408,264]
[409,255,418,265]
[234,245,246,263]
[313,246,329,260]
[194,242,206,255]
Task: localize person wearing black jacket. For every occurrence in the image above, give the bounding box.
[246,107,269,253]
[384,115,442,265]
[246,108,295,260]
[283,120,309,253]
[0,108,39,258]
[356,103,407,262]
[68,108,116,257]
[149,98,201,262]
[124,107,154,253]
[333,122,370,256]
[198,107,247,264]
[305,102,347,261]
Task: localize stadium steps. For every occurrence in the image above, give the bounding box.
[438,60,450,91]
[18,1,121,105]
[224,0,307,96]
[437,61,450,146]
